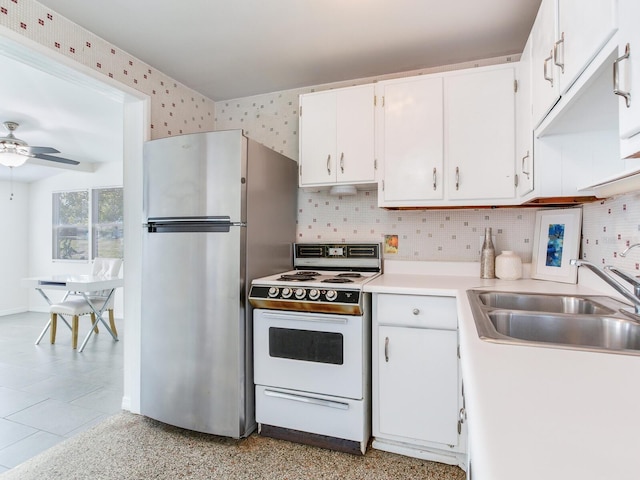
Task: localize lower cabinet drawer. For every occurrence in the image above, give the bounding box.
[255,385,367,442]
[376,294,457,329]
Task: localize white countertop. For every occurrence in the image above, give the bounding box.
[364,261,640,480]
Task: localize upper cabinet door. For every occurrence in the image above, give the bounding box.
[556,0,618,95]
[336,85,375,184]
[516,37,535,197]
[299,85,375,187]
[378,76,444,204]
[445,66,516,201]
[299,91,337,186]
[617,0,640,143]
[531,0,560,128]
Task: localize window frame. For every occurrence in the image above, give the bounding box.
[52,185,124,262]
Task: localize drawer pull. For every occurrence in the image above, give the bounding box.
[264,389,349,410]
[412,308,420,315]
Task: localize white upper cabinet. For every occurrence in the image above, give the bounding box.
[377,75,444,204]
[445,66,516,201]
[531,0,617,128]
[556,0,617,95]
[516,36,535,197]
[531,0,560,127]
[616,0,640,152]
[299,84,375,188]
[378,64,516,208]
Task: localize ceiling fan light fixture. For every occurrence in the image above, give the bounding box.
[0,150,28,167]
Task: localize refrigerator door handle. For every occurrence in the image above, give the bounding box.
[145,216,243,233]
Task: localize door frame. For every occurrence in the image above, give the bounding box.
[0,26,150,413]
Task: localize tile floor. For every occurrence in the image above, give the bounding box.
[0,311,123,473]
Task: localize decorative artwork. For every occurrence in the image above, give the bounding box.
[545,223,565,267]
[531,208,582,284]
[384,235,398,254]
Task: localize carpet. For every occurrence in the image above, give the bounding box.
[0,412,466,480]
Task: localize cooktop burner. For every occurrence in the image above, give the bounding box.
[278,274,317,282]
[336,273,363,278]
[322,277,354,283]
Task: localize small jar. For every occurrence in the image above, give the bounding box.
[495,251,522,280]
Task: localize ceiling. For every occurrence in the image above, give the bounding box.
[36,0,542,102]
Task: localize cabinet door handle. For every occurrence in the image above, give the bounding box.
[340,152,344,173]
[384,336,389,362]
[432,167,437,191]
[455,166,460,191]
[326,154,331,175]
[614,43,631,108]
[543,50,554,87]
[412,308,420,315]
[521,150,530,177]
[458,407,467,434]
[553,32,565,73]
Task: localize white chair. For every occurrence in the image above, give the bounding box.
[49,258,123,350]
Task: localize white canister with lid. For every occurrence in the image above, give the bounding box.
[495,251,522,280]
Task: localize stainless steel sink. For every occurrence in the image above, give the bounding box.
[488,311,640,351]
[468,290,640,355]
[476,291,614,315]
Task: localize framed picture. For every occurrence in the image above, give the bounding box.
[531,208,582,284]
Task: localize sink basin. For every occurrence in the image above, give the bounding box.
[467,290,640,355]
[476,291,614,315]
[488,311,640,352]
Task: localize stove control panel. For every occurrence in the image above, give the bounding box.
[249,285,361,305]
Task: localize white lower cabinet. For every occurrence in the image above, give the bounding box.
[372,293,467,467]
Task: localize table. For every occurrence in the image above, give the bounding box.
[21,274,124,352]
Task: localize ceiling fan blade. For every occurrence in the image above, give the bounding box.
[30,146,61,154]
[32,153,80,165]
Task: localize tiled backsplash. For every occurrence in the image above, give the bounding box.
[582,193,640,272]
[297,189,539,262]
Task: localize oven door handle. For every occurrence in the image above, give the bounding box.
[260,312,348,324]
[264,389,349,410]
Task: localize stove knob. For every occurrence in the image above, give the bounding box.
[295,288,306,299]
[325,290,338,301]
[268,287,279,298]
[308,289,320,300]
[281,288,292,298]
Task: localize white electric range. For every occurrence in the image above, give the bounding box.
[248,243,381,455]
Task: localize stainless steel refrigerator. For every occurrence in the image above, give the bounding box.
[140,129,297,438]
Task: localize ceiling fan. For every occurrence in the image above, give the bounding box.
[0,121,79,167]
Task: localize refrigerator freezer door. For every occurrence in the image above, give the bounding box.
[141,225,247,437]
[143,130,245,221]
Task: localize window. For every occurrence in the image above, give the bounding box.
[92,188,124,258]
[53,187,123,261]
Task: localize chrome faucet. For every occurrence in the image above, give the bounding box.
[570,258,640,314]
[620,243,640,257]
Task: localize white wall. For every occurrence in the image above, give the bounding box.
[25,160,124,316]
[0,180,29,315]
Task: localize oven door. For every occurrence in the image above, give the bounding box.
[254,309,364,399]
